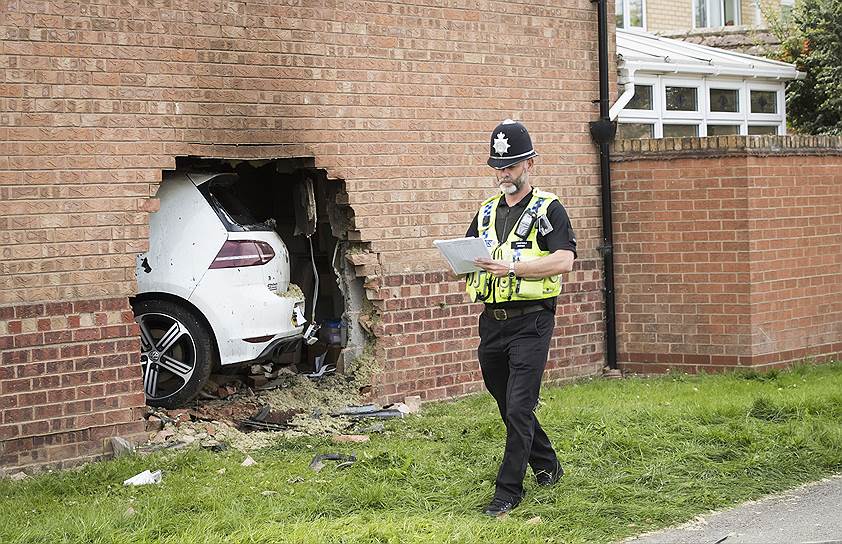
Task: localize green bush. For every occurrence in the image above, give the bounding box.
[773,0,842,134]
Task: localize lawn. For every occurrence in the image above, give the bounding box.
[3,363,842,544]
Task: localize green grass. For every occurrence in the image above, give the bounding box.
[3,362,842,543]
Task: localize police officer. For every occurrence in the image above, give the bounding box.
[466,119,577,516]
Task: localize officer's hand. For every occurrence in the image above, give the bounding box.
[474,258,510,278]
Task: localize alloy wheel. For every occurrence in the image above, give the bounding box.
[136,311,198,403]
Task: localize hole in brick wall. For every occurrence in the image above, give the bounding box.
[133,156,368,409]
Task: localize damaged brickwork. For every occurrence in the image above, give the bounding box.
[0,1,608,471]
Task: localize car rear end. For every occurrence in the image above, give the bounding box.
[187,172,307,366]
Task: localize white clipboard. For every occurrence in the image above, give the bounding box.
[434,237,491,274]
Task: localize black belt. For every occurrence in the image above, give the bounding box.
[483,304,545,321]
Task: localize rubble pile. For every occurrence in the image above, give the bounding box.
[137,354,422,454]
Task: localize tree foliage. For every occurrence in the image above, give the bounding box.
[772,0,842,135]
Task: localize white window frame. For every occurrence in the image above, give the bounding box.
[616,74,788,139]
[706,80,743,121]
[623,77,659,119]
[746,123,781,136]
[693,0,741,28]
[615,121,657,139]
[617,0,647,30]
[747,83,784,122]
[662,77,704,121]
[662,122,701,138]
[705,123,742,137]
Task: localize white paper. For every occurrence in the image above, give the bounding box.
[434,237,491,274]
[123,469,162,486]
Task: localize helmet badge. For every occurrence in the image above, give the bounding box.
[493,132,510,156]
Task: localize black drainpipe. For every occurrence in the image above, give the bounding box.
[590,0,619,374]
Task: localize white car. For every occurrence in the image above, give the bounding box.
[134,171,306,408]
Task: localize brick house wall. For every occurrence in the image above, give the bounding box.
[645,0,693,33]
[612,136,842,372]
[1,1,609,471]
[645,0,782,33]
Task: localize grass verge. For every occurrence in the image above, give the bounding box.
[2,362,842,543]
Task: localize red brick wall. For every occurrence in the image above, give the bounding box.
[369,265,605,405]
[0,298,146,469]
[747,154,842,365]
[612,136,842,372]
[1,1,608,470]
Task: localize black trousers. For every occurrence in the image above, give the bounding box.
[478,308,558,500]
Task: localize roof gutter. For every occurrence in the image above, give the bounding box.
[590,0,620,376]
[620,60,802,80]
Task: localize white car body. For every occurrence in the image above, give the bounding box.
[137,172,305,367]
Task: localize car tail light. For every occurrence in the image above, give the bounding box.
[209,240,275,269]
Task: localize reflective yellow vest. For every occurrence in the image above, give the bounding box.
[466,189,562,303]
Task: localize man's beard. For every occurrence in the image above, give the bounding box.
[499,170,528,195]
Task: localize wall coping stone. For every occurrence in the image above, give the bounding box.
[611,135,842,162]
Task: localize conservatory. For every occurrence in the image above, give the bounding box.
[614,29,804,139]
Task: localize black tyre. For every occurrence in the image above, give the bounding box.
[132,299,216,408]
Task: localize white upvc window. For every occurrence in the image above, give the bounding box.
[616,75,787,139]
[693,0,741,28]
[616,0,646,30]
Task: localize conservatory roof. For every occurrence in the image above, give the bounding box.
[616,29,803,80]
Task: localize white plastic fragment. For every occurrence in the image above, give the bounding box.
[123,469,162,486]
[241,456,257,467]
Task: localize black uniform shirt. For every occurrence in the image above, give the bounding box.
[466,189,577,311]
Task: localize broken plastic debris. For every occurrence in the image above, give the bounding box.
[123,469,162,486]
[305,353,335,379]
[308,453,356,473]
[334,404,405,419]
[337,404,378,415]
[241,456,257,467]
[293,304,306,326]
[393,403,411,414]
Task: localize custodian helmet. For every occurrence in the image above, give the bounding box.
[487,119,538,170]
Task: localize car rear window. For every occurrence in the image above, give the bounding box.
[201,174,275,232]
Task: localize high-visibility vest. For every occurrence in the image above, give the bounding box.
[466,189,562,303]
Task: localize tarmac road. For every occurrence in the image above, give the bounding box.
[623,474,842,544]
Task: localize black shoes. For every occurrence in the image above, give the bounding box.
[482,463,562,517]
[535,460,564,486]
[483,495,522,517]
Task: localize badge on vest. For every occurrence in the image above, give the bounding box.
[511,240,532,250]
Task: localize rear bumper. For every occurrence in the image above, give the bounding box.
[253,334,303,363]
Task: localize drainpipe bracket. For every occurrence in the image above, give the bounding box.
[597,243,613,258]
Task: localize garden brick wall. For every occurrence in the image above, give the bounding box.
[612,136,842,373]
[0,1,608,471]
